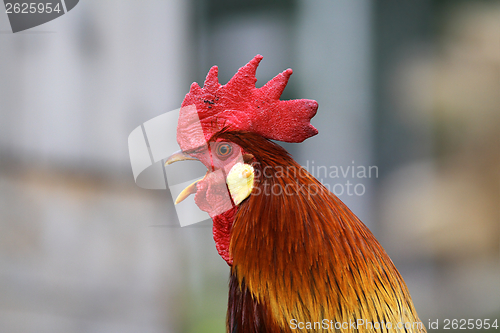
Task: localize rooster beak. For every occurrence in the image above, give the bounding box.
[174,178,200,204]
[165,150,202,205]
[164,150,197,166]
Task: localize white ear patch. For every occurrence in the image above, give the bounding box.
[226,163,255,205]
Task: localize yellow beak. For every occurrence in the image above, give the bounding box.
[164,150,197,166]
[174,178,201,204]
[164,150,200,204]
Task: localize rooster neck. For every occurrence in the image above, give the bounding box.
[205,131,424,332]
[229,160,423,332]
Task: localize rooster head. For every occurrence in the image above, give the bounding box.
[165,54,318,219]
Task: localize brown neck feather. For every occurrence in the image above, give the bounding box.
[213,131,424,333]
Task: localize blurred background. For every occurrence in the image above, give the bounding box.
[0,0,498,332]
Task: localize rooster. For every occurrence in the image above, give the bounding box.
[166,55,426,333]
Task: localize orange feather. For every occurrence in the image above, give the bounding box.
[214,131,426,333]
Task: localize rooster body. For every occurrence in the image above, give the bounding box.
[167,56,426,333]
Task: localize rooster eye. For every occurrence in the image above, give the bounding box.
[215,143,232,159]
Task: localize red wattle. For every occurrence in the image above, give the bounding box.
[212,206,238,266]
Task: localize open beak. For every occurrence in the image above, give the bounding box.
[165,150,202,205]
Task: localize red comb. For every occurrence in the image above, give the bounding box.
[177,55,318,151]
